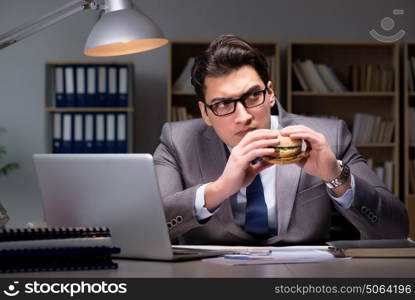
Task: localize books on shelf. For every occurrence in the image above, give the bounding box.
[350,64,394,92]
[327,238,415,258]
[173,57,195,93]
[0,227,120,273]
[351,113,394,144]
[409,107,415,143]
[408,57,415,92]
[52,112,128,153]
[171,106,195,122]
[365,159,394,191]
[53,64,130,107]
[293,59,347,92]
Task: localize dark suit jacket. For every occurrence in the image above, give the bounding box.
[153,103,409,245]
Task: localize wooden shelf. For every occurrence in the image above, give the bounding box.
[46,107,134,113]
[172,91,196,96]
[288,40,399,197]
[292,92,395,97]
[409,92,415,97]
[355,143,396,148]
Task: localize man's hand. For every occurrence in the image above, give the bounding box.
[279,125,342,183]
[204,129,279,212]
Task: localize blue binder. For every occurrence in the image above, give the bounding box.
[116,113,128,153]
[106,113,116,153]
[95,113,106,153]
[64,66,76,107]
[118,66,128,107]
[86,66,98,107]
[62,113,73,153]
[108,66,118,107]
[84,113,95,153]
[75,66,87,107]
[54,66,65,107]
[73,113,84,153]
[52,113,63,153]
[97,66,108,107]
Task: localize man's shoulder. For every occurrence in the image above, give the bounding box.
[286,113,344,131]
[160,119,211,145]
[163,119,208,135]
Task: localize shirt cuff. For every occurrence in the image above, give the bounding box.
[194,183,220,221]
[327,174,355,209]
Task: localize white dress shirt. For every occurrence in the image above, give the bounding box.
[194,116,355,234]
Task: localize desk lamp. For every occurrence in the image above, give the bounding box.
[0,0,168,56]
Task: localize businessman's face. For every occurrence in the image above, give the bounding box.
[199,65,275,147]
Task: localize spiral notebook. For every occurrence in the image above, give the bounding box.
[0,227,120,273]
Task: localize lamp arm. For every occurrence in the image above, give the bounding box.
[0,0,101,50]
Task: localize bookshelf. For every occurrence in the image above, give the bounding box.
[168,39,280,121]
[45,61,135,153]
[287,41,400,197]
[404,41,415,237]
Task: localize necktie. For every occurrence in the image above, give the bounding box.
[245,174,269,237]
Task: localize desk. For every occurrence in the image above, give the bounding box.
[2,258,415,278]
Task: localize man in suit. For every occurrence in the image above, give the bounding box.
[154,34,408,245]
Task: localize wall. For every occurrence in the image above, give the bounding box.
[0,0,414,227]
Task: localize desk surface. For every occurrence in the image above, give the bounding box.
[2,258,415,278]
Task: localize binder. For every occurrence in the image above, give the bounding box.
[62,113,73,153]
[95,113,106,153]
[106,113,116,153]
[118,66,128,107]
[73,113,84,153]
[0,227,120,273]
[84,113,95,153]
[116,113,128,153]
[76,66,87,107]
[86,66,98,107]
[327,238,415,258]
[108,66,118,107]
[54,66,65,107]
[52,113,63,153]
[64,66,76,107]
[98,66,108,107]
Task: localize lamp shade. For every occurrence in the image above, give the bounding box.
[84,8,168,56]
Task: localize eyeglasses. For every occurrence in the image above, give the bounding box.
[203,88,268,117]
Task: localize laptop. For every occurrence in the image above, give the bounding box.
[33,153,224,261]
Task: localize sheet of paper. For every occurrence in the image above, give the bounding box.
[201,249,348,266]
[173,245,330,253]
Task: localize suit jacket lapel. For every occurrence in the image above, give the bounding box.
[198,126,227,183]
[275,164,301,235]
[197,125,255,241]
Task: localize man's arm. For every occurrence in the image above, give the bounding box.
[281,121,409,239]
[153,123,204,240]
[333,120,409,239]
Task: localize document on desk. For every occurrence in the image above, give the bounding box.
[182,246,348,266]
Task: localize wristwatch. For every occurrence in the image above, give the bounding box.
[325,160,350,189]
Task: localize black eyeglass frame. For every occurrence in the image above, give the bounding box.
[201,87,269,117]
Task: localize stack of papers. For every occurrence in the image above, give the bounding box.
[173,245,347,266]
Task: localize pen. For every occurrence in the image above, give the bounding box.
[224,253,272,260]
[224,251,273,260]
[229,250,272,256]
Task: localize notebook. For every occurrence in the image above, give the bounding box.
[327,238,415,258]
[33,154,224,261]
[0,227,119,272]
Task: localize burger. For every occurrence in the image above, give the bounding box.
[262,130,309,165]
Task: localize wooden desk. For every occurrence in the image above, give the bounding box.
[2,258,415,278]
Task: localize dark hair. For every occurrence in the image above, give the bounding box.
[191,34,269,101]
